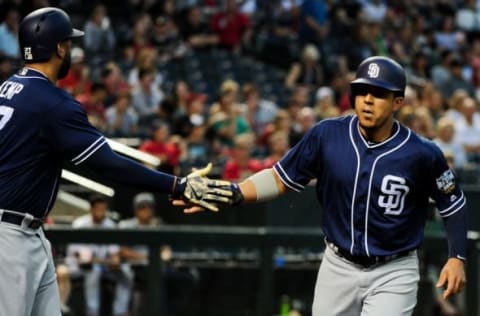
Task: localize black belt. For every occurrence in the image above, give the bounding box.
[326,240,414,269]
[1,211,44,229]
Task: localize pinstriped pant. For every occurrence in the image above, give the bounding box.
[312,245,419,316]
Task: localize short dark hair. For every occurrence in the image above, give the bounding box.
[89,194,107,207]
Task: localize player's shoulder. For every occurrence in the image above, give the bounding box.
[13,68,81,112]
[309,115,353,134]
[403,125,444,157]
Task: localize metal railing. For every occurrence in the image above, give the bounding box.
[44,225,479,316]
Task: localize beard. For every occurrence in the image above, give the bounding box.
[57,53,71,80]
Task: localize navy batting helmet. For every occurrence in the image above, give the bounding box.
[350,56,406,107]
[19,7,84,62]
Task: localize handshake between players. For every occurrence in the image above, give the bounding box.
[174,163,244,213]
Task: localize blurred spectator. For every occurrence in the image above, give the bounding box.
[84,4,116,80]
[445,89,469,124]
[290,106,317,146]
[130,13,153,56]
[137,97,176,138]
[263,131,290,168]
[239,83,278,136]
[65,195,133,316]
[260,109,294,148]
[119,192,196,316]
[298,0,328,46]
[0,6,20,59]
[434,116,468,171]
[469,38,480,99]
[406,50,431,88]
[434,14,466,51]
[58,47,92,97]
[180,5,219,50]
[172,80,192,119]
[179,120,212,176]
[0,56,13,82]
[360,0,387,23]
[438,55,475,98]
[254,0,300,67]
[101,62,130,107]
[285,44,324,89]
[139,121,182,174]
[389,19,417,66]
[105,90,138,137]
[313,86,339,120]
[118,192,163,315]
[456,0,480,36]
[127,48,163,92]
[131,68,164,119]
[431,49,455,88]
[331,71,355,113]
[211,0,251,53]
[151,15,187,65]
[222,133,264,181]
[173,92,208,138]
[77,82,108,132]
[344,19,376,71]
[454,97,480,164]
[422,85,446,123]
[285,86,310,119]
[208,79,251,148]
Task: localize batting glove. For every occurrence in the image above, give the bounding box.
[173,163,234,212]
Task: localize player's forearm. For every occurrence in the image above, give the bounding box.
[443,206,467,260]
[86,144,181,195]
[237,168,288,203]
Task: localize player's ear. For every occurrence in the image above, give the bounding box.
[393,97,404,111]
[56,41,67,59]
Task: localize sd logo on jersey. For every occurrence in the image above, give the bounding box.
[436,169,455,194]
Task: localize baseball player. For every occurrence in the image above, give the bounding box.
[0,7,231,316]
[178,56,467,315]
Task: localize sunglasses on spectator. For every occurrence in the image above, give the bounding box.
[354,84,394,99]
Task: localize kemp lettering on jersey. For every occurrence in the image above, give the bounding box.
[0,68,104,218]
[274,115,466,257]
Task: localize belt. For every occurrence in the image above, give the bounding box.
[326,240,414,269]
[0,211,44,229]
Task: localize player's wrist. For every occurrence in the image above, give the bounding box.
[230,183,244,206]
[449,255,466,263]
[172,176,186,197]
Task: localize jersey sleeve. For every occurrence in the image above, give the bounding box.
[274,124,322,192]
[45,99,106,165]
[429,143,468,259]
[429,144,466,218]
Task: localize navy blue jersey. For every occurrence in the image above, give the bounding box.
[274,115,466,257]
[0,68,105,217]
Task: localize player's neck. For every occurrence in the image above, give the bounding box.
[24,63,58,82]
[361,120,396,144]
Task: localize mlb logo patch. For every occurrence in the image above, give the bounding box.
[24,47,33,60]
[436,169,455,194]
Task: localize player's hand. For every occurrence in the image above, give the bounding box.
[436,257,466,299]
[174,163,233,212]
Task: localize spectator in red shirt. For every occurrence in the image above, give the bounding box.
[139,121,182,174]
[263,131,290,169]
[57,47,91,97]
[222,133,264,181]
[210,0,251,52]
[76,82,108,132]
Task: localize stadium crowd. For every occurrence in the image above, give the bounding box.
[0,0,479,315]
[1,0,480,183]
